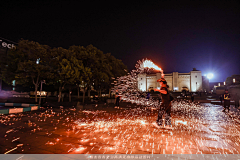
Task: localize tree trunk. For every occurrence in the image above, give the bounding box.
[58,86,62,102]
[35,84,38,103]
[78,85,80,99]
[88,89,90,98]
[61,93,64,102]
[83,88,85,103]
[69,89,71,102]
[109,88,111,98]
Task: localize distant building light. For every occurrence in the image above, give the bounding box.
[233,78,236,83]
[218,83,220,86]
[224,81,226,85]
[174,87,178,91]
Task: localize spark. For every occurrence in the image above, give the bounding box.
[12,137,20,142]
[142,59,162,71]
[4,147,18,154]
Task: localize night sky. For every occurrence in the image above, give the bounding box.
[1,1,239,82]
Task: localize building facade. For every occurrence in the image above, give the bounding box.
[138,68,209,92]
[0,37,17,91]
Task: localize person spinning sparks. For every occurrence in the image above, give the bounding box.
[153,77,172,129]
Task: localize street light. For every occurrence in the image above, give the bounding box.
[207,73,214,79]
[36,58,40,64]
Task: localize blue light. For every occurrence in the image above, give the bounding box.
[207,73,214,79]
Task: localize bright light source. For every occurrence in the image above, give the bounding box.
[36,58,40,64]
[207,73,213,79]
[233,78,235,83]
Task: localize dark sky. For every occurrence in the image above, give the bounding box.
[1,1,239,82]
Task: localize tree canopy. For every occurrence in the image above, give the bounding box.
[0,39,128,102]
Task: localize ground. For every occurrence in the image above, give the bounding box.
[0,100,240,156]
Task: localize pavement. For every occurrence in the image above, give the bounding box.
[0,100,240,156]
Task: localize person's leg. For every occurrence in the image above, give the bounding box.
[226,100,230,111]
[156,105,164,126]
[156,110,164,126]
[165,111,171,126]
[223,102,226,111]
[165,104,171,126]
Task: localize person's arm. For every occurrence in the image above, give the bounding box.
[154,88,167,94]
[154,88,160,92]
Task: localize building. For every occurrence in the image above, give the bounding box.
[212,75,240,95]
[0,37,17,91]
[138,68,209,92]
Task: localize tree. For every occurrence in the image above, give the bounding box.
[1,39,128,104]
[2,39,52,102]
[105,53,128,97]
[49,47,88,102]
[68,45,92,103]
[69,44,128,99]
[84,45,114,97]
